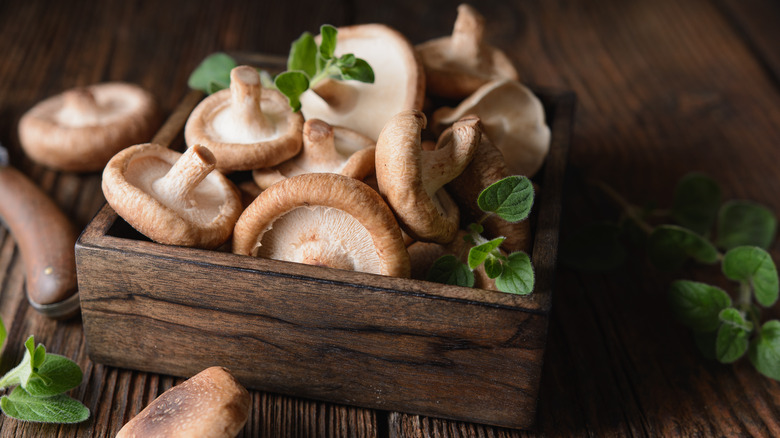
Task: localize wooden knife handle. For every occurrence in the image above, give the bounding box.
[0,166,78,308]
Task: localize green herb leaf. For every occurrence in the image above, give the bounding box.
[722,246,779,307]
[468,223,484,235]
[671,172,722,235]
[339,57,375,83]
[749,320,780,381]
[287,32,317,78]
[0,387,89,424]
[23,354,83,398]
[477,176,534,222]
[669,280,732,332]
[426,255,475,288]
[559,222,626,272]
[495,252,534,295]
[716,308,751,363]
[647,225,719,271]
[274,71,310,112]
[467,237,505,270]
[318,24,338,59]
[717,200,777,250]
[187,52,236,94]
[483,256,504,279]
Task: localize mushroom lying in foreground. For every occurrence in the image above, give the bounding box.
[252,118,375,189]
[185,65,303,172]
[432,78,550,177]
[18,82,159,172]
[102,143,242,249]
[375,110,481,244]
[299,24,425,140]
[116,366,250,438]
[415,4,519,99]
[233,173,410,278]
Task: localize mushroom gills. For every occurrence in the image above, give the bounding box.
[254,205,382,274]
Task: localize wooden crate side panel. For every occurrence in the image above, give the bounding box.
[77,245,547,429]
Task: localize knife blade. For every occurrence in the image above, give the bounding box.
[0,142,80,319]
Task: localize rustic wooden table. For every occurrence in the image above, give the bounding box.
[1,0,779,436]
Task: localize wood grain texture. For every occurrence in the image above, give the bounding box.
[1,0,780,436]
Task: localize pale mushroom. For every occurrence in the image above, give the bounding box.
[375,110,480,244]
[116,366,250,438]
[415,4,519,99]
[447,132,532,253]
[233,173,410,278]
[102,143,242,249]
[299,24,425,140]
[252,118,375,189]
[18,82,159,172]
[185,65,304,172]
[432,78,550,177]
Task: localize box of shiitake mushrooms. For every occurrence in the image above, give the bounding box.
[75,10,575,431]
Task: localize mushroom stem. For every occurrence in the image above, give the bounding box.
[299,119,344,168]
[152,145,217,203]
[421,115,481,193]
[59,88,102,125]
[451,4,485,63]
[230,66,275,137]
[311,78,358,113]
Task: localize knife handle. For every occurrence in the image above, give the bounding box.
[0,166,79,313]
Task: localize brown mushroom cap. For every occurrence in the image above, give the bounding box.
[233,173,410,278]
[185,65,303,172]
[415,4,519,99]
[299,24,425,140]
[102,143,242,249]
[432,78,550,177]
[116,366,250,438]
[375,110,480,244]
[252,118,375,189]
[18,82,159,172]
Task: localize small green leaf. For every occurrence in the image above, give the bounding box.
[274,71,310,112]
[559,222,626,272]
[468,223,484,235]
[717,200,777,250]
[319,24,338,59]
[716,308,750,363]
[467,237,505,270]
[33,344,46,370]
[722,246,779,307]
[287,32,317,78]
[495,252,534,295]
[671,173,722,235]
[669,280,732,332]
[187,52,237,94]
[339,58,375,83]
[749,320,780,381]
[647,225,719,271]
[0,387,89,424]
[426,255,475,287]
[477,176,534,222]
[24,354,83,398]
[337,53,356,68]
[483,257,504,279]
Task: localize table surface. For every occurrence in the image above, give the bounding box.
[1,0,779,436]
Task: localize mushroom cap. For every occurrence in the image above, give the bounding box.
[185,66,304,172]
[415,4,519,99]
[299,24,425,141]
[375,109,481,244]
[116,366,250,438]
[432,78,550,177]
[18,82,159,172]
[233,173,410,278]
[102,143,242,249]
[252,118,375,189]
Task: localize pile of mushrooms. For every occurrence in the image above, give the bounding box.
[99,4,551,289]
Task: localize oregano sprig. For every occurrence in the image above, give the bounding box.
[560,172,780,380]
[426,175,536,295]
[0,318,89,424]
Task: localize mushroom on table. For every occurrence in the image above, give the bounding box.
[185,65,304,172]
[233,173,410,278]
[18,82,159,172]
[102,143,242,249]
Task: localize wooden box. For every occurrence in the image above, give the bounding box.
[75,54,575,430]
